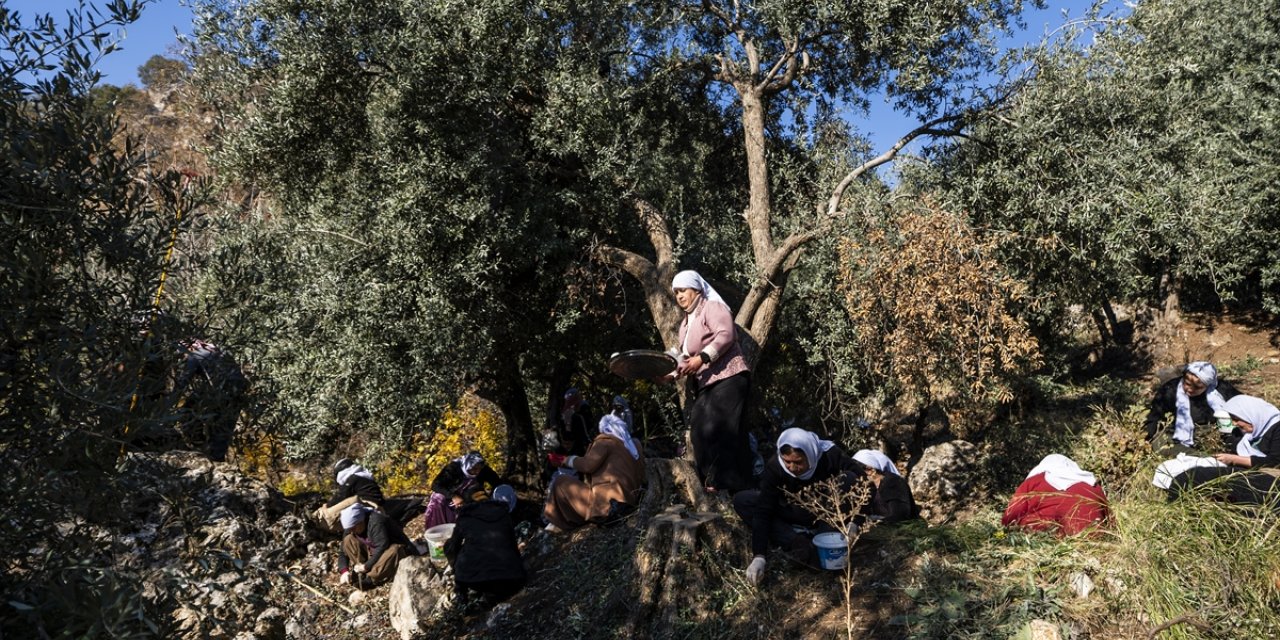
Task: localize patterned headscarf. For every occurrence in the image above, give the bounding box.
[457,452,485,477]
[777,428,836,481]
[1173,361,1227,446]
[599,414,640,460]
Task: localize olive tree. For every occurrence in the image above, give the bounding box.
[918,0,1280,348]
[592,0,1041,358]
[1,0,206,635]
[187,0,741,474]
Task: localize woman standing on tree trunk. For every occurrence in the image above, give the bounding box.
[663,270,753,494]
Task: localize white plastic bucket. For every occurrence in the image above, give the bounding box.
[424,523,455,559]
[813,532,848,570]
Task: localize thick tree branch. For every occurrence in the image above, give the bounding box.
[596,244,682,347]
[741,114,973,328]
[633,197,676,275]
[737,228,820,327]
[759,38,808,95]
[825,113,966,217]
[757,37,796,91]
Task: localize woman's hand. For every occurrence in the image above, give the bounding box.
[1212,453,1251,467]
[677,354,704,377]
[450,495,464,508]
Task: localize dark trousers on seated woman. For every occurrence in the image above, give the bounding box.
[732,489,834,553]
[455,577,525,608]
[690,372,754,493]
[1168,466,1280,508]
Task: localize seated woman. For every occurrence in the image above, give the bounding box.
[1167,395,1280,506]
[543,413,646,532]
[445,486,527,609]
[852,450,918,523]
[1002,454,1109,537]
[733,428,864,586]
[1144,361,1239,450]
[337,503,419,589]
[425,452,504,529]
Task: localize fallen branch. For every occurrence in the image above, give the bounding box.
[282,570,355,615]
[1146,610,1213,639]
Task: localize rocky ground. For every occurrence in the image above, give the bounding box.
[112,314,1280,639]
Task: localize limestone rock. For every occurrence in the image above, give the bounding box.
[1069,572,1094,599]
[1012,619,1062,640]
[388,556,453,640]
[907,440,983,524]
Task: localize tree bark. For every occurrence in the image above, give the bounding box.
[476,357,539,488]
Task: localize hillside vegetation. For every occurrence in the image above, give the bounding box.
[3,0,1279,638]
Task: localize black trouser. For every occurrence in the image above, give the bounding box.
[455,577,525,607]
[689,372,753,493]
[1168,467,1280,509]
[732,489,834,553]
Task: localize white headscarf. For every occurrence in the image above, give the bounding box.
[457,452,485,476]
[1174,361,1228,446]
[1026,454,1098,491]
[672,270,729,358]
[599,414,640,460]
[1224,395,1280,458]
[672,270,726,307]
[335,462,374,487]
[777,428,836,481]
[339,502,371,531]
[853,449,901,476]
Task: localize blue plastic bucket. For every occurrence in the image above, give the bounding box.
[813,532,848,570]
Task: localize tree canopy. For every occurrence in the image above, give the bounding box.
[918,0,1280,333]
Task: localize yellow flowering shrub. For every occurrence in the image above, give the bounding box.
[377,393,507,495]
[278,473,328,497]
[234,429,283,481]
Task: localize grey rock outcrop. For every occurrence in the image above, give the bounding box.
[907,440,983,523]
[388,556,453,640]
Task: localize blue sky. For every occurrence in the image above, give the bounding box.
[10,0,1106,155]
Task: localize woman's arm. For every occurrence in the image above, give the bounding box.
[430,462,463,496]
[697,301,737,361]
[571,438,612,475]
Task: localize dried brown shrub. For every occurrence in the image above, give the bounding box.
[837,198,1041,430]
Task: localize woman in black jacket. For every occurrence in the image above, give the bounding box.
[1144,361,1239,449]
[313,458,386,532]
[424,452,504,529]
[732,428,865,585]
[852,450,918,523]
[444,486,526,608]
[1168,394,1280,507]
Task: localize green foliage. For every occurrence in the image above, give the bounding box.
[918,0,1280,317]
[186,0,744,462]
[0,1,210,635]
[137,54,187,91]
